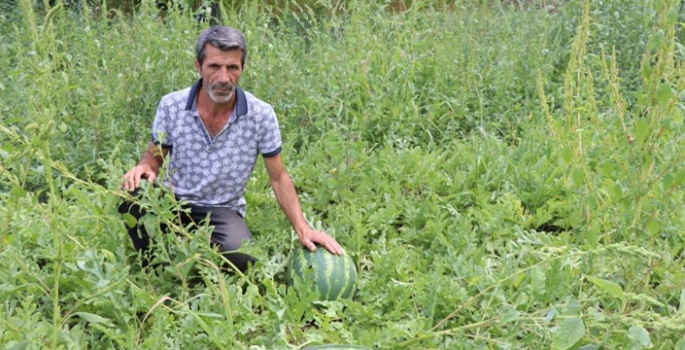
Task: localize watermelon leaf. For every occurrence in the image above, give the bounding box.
[628,326,651,348]
[675,338,685,350]
[551,317,585,350]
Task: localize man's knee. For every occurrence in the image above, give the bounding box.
[222,252,256,273]
[210,236,256,272]
[212,235,253,253]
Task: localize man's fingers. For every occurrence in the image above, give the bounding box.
[325,239,342,255]
[122,168,143,192]
[132,170,141,190]
[122,173,135,192]
[306,233,342,255]
[133,168,150,189]
[146,171,157,183]
[303,237,317,252]
[322,233,342,255]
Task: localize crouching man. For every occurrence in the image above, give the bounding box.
[119,26,341,272]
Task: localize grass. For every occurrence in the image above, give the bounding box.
[1,0,685,348]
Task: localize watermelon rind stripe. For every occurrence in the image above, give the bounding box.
[322,250,331,299]
[334,254,345,299]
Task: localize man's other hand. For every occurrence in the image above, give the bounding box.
[122,164,156,191]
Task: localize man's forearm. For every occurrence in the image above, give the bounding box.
[139,142,165,174]
[271,174,309,234]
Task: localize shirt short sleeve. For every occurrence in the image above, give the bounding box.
[151,97,173,148]
[258,108,282,158]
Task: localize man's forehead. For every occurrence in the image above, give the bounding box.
[204,44,241,54]
[202,45,241,62]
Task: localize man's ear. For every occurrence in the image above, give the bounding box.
[194,60,201,74]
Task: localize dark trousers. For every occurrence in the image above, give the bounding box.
[118,195,256,272]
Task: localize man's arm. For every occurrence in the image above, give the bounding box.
[122,142,168,191]
[264,154,342,255]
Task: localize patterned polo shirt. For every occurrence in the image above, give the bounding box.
[151,79,282,216]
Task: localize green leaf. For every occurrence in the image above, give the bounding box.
[668,7,679,25]
[543,308,557,323]
[653,29,664,48]
[677,43,685,61]
[122,213,137,228]
[628,325,651,348]
[8,342,29,350]
[74,312,112,325]
[578,345,599,350]
[561,147,573,164]
[656,82,673,106]
[663,173,674,191]
[611,182,623,201]
[499,310,520,325]
[572,168,584,187]
[634,118,649,145]
[189,311,223,318]
[675,171,685,186]
[601,160,615,177]
[642,63,652,81]
[11,186,27,198]
[551,317,585,350]
[585,275,624,299]
[530,266,546,295]
[647,219,661,236]
[675,338,685,350]
[566,299,582,315]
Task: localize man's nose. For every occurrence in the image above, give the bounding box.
[217,67,231,83]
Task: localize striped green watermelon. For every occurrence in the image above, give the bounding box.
[287,245,357,301]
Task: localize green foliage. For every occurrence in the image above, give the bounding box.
[2,0,685,348]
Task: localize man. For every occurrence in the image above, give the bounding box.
[120,26,341,272]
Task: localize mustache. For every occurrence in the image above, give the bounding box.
[210,82,234,91]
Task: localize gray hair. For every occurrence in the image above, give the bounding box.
[196,26,247,67]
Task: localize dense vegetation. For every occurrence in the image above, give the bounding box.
[1,0,685,348]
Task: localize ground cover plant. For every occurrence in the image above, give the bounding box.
[1,0,685,348]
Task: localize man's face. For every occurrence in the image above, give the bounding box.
[195,44,243,104]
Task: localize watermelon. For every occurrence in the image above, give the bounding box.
[287,245,357,301]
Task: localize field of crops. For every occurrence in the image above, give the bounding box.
[1,0,685,348]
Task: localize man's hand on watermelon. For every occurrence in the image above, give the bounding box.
[296,225,343,255]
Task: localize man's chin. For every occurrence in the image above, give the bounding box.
[208,91,233,104]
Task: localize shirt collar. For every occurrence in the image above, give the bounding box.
[185,79,248,117]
